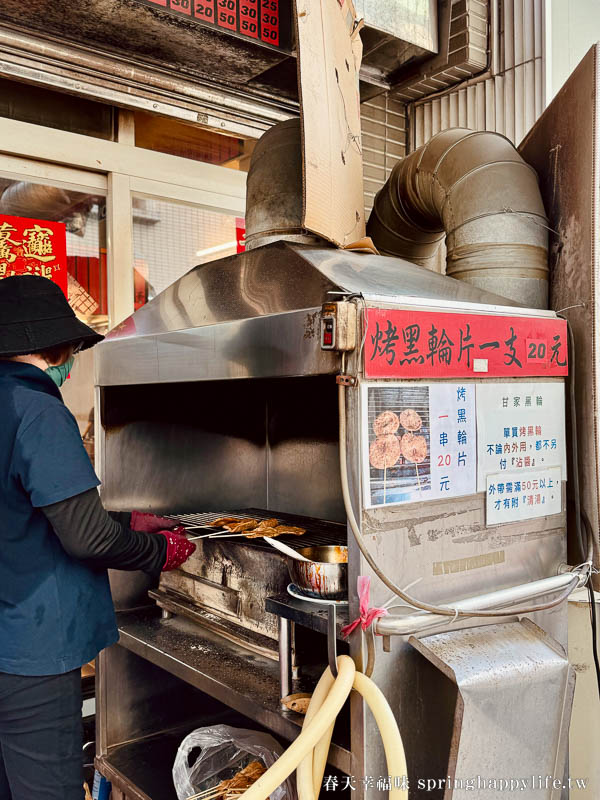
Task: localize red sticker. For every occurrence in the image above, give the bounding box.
[239,0,259,38]
[261,0,279,45]
[216,0,237,30]
[194,0,215,21]
[170,0,192,14]
[0,215,68,298]
[364,309,568,379]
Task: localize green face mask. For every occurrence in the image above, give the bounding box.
[46,356,75,388]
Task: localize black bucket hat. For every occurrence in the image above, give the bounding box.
[0,275,104,357]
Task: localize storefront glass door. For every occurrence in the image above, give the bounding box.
[131,193,243,309]
[0,159,108,438]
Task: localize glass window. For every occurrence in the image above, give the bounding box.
[0,77,115,140]
[132,195,243,307]
[0,177,107,434]
[133,111,255,170]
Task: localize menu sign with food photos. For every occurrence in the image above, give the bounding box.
[0,215,68,296]
[362,382,476,508]
[364,308,568,379]
[136,0,292,51]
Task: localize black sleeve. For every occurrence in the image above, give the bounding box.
[41,488,167,576]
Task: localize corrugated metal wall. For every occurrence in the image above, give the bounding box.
[360,94,407,215]
[412,0,545,148]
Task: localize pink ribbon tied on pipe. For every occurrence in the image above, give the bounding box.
[341,576,388,638]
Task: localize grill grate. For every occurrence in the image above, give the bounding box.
[165,508,346,551]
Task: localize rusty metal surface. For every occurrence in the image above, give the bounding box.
[245,119,321,251]
[519,44,600,573]
[0,2,289,87]
[0,0,436,112]
[409,620,574,800]
[157,510,346,641]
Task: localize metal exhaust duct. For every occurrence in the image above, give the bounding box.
[244,119,323,252]
[366,127,550,308]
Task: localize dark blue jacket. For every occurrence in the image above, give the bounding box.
[0,361,117,675]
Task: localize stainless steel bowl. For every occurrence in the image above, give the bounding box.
[287,545,348,600]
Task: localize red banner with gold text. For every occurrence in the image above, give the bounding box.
[0,215,68,297]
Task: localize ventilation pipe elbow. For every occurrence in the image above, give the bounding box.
[366,128,549,308]
[244,118,323,252]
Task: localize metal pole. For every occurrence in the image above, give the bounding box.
[278,617,292,703]
[376,572,582,637]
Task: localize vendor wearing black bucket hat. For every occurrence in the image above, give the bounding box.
[0,276,196,800]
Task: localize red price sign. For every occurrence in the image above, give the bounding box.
[0,215,68,298]
[261,0,279,45]
[239,0,259,38]
[170,0,192,13]
[137,0,288,49]
[216,0,237,30]
[194,0,215,21]
[364,309,568,379]
[235,217,246,252]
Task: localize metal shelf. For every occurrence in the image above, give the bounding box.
[115,609,352,775]
[265,593,349,638]
[97,731,184,800]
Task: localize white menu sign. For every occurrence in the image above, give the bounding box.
[476,382,566,492]
[429,383,477,501]
[362,382,476,508]
[486,467,562,525]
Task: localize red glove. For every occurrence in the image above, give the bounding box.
[159,526,196,571]
[131,510,178,533]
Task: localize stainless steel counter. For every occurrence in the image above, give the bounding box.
[102,609,352,779]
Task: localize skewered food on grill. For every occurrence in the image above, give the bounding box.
[373,410,400,436]
[245,527,279,538]
[252,518,279,530]
[273,524,305,536]
[209,516,242,527]
[401,432,428,463]
[399,409,422,431]
[223,519,259,533]
[369,434,401,469]
[244,523,306,538]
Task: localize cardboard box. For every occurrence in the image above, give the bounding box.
[294,0,366,247]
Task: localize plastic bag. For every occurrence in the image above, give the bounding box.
[172,724,297,800]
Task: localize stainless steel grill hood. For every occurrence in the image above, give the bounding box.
[95,240,527,387]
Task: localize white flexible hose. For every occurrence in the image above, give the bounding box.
[237,656,408,800]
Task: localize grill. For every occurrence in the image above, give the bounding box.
[165,508,346,551]
[154,509,347,657]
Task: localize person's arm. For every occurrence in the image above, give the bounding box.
[42,488,167,575]
[17,402,194,573]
